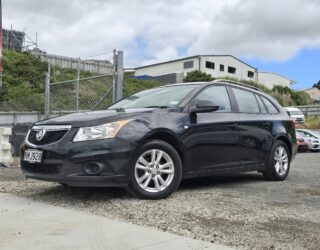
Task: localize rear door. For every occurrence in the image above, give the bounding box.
[231,88,273,166]
[182,85,242,174]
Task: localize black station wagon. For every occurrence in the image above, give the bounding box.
[21,80,297,199]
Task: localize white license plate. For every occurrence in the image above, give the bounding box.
[24,150,43,163]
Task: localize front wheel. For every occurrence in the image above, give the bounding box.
[263,141,290,181]
[128,140,182,199]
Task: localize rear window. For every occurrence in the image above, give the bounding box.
[261,96,279,114]
[256,95,268,114]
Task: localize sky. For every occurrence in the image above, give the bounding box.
[3,0,320,89]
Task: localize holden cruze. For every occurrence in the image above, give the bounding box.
[21,80,297,199]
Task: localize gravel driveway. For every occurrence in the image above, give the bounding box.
[1,153,319,249]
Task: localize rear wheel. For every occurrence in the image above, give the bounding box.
[263,141,290,181]
[128,140,182,199]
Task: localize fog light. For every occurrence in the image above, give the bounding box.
[83,162,105,175]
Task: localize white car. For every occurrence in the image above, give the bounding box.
[284,107,305,123]
[296,129,320,152]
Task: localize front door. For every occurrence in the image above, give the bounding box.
[182,85,242,174]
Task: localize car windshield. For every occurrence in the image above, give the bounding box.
[108,85,197,109]
[289,111,303,115]
[312,130,320,137]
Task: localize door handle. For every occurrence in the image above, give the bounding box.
[228,123,238,129]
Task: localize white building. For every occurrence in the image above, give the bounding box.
[257,72,295,89]
[134,55,295,89]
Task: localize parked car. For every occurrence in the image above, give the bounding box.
[296,129,320,139]
[296,133,308,152]
[284,107,305,123]
[295,129,320,152]
[21,80,297,199]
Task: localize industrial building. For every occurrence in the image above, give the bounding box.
[134,55,295,89]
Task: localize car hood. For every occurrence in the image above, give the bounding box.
[35,108,157,127]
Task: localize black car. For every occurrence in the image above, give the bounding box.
[21,80,297,199]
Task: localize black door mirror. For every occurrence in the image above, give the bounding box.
[190,100,219,114]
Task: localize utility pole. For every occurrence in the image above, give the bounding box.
[0,0,3,91]
[112,50,117,103]
[44,63,51,118]
[76,58,80,111]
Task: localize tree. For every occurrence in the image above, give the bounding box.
[313,80,320,90]
[183,70,214,82]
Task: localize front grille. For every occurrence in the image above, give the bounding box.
[28,130,68,145]
[21,162,62,174]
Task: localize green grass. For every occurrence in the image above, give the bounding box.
[296,117,320,130]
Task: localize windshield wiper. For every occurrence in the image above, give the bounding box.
[145,106,169,109]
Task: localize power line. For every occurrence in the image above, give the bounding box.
[83,51,114,60]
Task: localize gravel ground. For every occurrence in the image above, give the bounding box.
[1,153,320,250]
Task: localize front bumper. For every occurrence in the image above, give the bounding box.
[21,128,139,187]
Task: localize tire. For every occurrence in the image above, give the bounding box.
[263,140,290,181]
[128,140,182,199]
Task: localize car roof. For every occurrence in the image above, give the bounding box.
[165,80,262,93]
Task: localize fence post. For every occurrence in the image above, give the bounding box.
[76,58,80,111]
[116,51,124,101]
[112,49,117,103]
[44,63,51,118]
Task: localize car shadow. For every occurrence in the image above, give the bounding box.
[179,172,265,191]
[28,172,265,201]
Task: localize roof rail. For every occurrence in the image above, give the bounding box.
[213,79,260,91]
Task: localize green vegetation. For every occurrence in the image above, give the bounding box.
[183,70,213,82]
[123,77,161,97]
[183,70,313,106]
[296,117,320,130]
[0,49,162,111]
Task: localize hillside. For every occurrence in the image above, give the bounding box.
[0,50,160,111]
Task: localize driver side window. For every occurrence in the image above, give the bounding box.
[195,86,231,112]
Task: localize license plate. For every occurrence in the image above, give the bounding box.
[24,150,43,163]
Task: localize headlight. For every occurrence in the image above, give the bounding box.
[73,120,131,142]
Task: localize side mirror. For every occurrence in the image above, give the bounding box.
[190,100,219,114]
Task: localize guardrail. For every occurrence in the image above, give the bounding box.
[296,105,320,116]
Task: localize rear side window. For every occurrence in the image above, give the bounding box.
[233,88,260,113]
[256,95,268,114]
[261,96,279,114]
[195,86,231,112]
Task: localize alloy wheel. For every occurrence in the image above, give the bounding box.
[134,149,175,193]
[274,146,289,176]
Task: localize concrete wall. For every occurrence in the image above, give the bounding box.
[31,49,113,75]
[0,112,75,126]
[257,72,292,89]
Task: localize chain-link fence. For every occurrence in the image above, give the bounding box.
[49,75,113,112]
[45,50,123,117]
[0,50,123,115]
